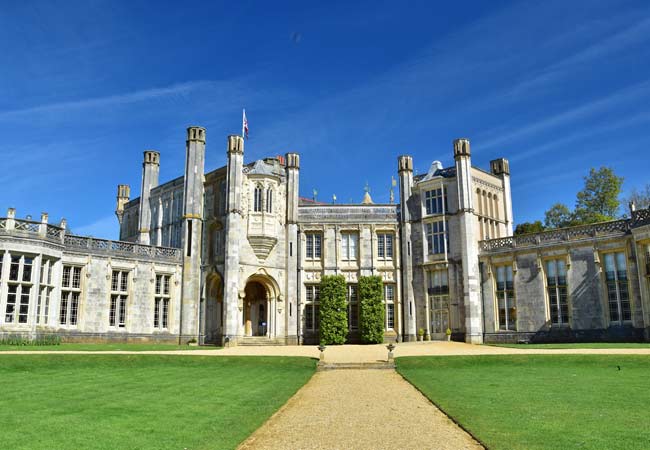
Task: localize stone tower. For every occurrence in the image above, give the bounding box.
[222,135,245,346]
[490,158,513,236]
[180,127,205,341]
[115,184,131,225]
[453,138,483,344]
[285,152,300,344]
[138,150,160,245]
[398,155,417,341]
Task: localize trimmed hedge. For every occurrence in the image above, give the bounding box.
[359,275,385,344]
[318,275,348,345]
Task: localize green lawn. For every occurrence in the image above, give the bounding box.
[397,355,650,450]
[0,355,316,450]
[491,342,650,349]
[0,343,218,351]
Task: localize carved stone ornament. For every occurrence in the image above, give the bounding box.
[247,235,278,261]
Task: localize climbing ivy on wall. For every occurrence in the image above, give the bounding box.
[359,275,385,344]
[318,275,348,345]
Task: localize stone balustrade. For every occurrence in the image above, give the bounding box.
[479,209,650,253]
[0,212,181,262]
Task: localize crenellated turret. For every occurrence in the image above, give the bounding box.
[180,126,205,342]
[453,138,483,344]
[115,184,130,225]
[222,134,245,346]
[137,150,160,244]
[285,152,300,343]
[490,157,513,235]
[397,154,416,341]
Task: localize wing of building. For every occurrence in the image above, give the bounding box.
[2,127,650,344]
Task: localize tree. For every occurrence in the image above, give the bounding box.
[624,183,650,211]
[544,203,573,229]
[358,276,385,344]
[514,221,545,235]
[573,167,623,224]
[318,275,348,345]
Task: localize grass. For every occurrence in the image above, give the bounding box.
[491,342,650,349]
[0,355,316,450]
[397,355,650,450]
[0,342,217,351]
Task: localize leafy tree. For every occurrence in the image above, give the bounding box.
[318,275,348,345]
[544,203,573,229]
[624,183,650,211]
[514,221,545,235]
[573,167,623,224]
[358,276,385,344]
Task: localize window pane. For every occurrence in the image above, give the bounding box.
[72,267,81,289]
[22,257,33,282]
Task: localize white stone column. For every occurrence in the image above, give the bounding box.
[398,155,417,341]
[454,139,483,344]
[179,127,205,341]
[285,153,300,344]
[138,151,160,245]
[223,135,245,345]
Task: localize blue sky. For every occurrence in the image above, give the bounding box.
[2,0,650,239]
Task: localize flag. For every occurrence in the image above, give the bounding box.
[242,109,249,140]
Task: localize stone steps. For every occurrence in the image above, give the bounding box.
[317,361,395,371]
[238,337,286,346]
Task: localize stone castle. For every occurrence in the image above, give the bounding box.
[1,126,649,345]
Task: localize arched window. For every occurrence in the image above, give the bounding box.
[253,185,262,212]
[266,188,273,213]
[488,193,494,218]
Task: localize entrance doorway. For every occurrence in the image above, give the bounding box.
[430,295,450,339]
[243,281,268,337]
[204,273,223,344]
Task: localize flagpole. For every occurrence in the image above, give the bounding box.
[242,108,245,139]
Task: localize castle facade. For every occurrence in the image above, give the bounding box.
[1,126,649,344]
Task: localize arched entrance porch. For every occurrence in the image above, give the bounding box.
[242,273,281,338]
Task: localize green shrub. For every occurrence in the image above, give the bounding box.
[0,333,61,346]
[318,275,348,345]
[359,276,385,344]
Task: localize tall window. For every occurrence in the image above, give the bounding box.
[377,233,394,259]
[110,270,129,328]
[60,265,82,326]
[5,255,33,324]
[346,284,358,331]
[265,188,273,213]
[426,221,448,255]
[496,265,516,331]
[341,232,358,261]
[384,284,395,330]
[253,185,262,212]
[304,285,320,331]
[425,188,447,215]
[37,259,54,325]
[546,259,569,326]
[429,270,449,334]
[154,274,171,330]
[604,252,630,324]
[305,233,322,259]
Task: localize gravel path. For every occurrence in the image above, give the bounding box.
[237,368,483,450]
[5,341,650,361]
